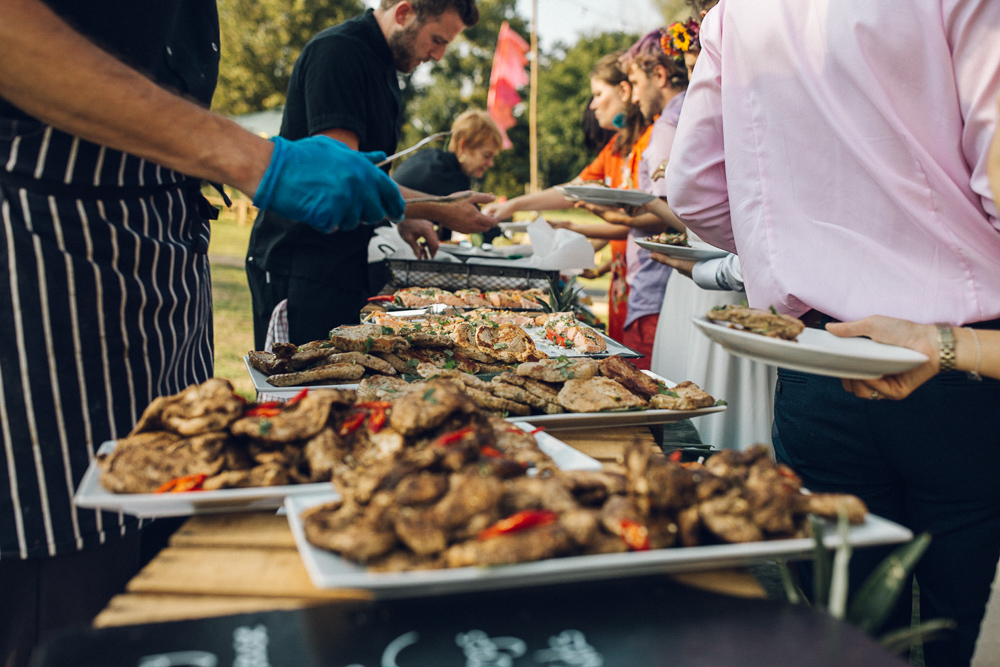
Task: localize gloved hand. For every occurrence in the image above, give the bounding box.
[253,135,405,232]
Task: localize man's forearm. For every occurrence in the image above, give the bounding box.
[0,0,272,196]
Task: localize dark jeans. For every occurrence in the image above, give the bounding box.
[772,369,1000,667]
[0,533,141,667]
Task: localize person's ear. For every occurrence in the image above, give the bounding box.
[393,1,415,27]
[618,81,631,102]
[653,64,669,88]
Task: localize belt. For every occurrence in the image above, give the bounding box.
[799,309,1000,331]
[799,309,840,330]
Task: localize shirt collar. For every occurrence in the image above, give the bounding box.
[361,8,394,66]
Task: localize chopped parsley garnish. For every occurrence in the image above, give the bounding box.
[412,323,423,331]
[381,326,395,335]
[444,349,454,357]
[664,390,679,398]
[493,342,508,350]
[259,419,272,435]
[714,399,728,406]
[406,359,419,368]
[364,336,374,354]
[443,359,457,370]
[422,388,438,404]
[768,305,778,315]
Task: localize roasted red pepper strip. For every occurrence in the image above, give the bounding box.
[246,405,282,418]
[155,473,207,494]
[668,450,683,463]
[366,295,396,302]
[620,519,651,551]
[338,411,367,436]
[286,387,310,406]
[478,510,558,541]
[529,426,546,435]
[480,446,505,458]
[369,406,387,433]
[434,426,476,447]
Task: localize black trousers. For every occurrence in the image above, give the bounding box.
[246,253,371,350]
[0,533,141,667]
[772,369,1000,667]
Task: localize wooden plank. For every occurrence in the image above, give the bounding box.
[556,426,659,464]
[127,546,370,600]
[170,512,296,549]
[669,569,767,599]
[93,594,330,628]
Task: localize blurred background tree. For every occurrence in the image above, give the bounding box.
[214,0,364,115]
[651,0,694,23]
[212,0,646,196]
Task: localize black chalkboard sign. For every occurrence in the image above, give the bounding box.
[32,575,907,667]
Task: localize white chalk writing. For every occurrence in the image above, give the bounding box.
[456,629,527,667]
[534,630,603,666]
[232,625,270,667]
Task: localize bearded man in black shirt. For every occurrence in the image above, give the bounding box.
[246,0,498,348]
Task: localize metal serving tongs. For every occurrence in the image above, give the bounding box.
[402,191,477,205]
[376,130,453,167]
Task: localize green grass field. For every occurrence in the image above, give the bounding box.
[207,206,612,399]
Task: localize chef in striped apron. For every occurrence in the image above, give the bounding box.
[0,1,404,662]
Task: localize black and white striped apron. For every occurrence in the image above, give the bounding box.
[0,119,215,560]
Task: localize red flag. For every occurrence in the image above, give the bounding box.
[487,22,529,149]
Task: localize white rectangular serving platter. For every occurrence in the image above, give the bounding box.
[74,441,332,518]
[287,491,912,598]
[506,370,726,430]
[244,355,361,397]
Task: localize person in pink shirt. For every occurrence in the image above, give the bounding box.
[666,2,1000,665]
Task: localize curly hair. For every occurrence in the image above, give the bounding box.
[619,29,688,90]
[379,0,479,27]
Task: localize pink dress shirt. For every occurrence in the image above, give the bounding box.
[666,0,1000,325]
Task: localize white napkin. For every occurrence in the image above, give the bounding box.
[465,217,594,272]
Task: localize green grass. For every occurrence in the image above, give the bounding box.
[208,212,255,400]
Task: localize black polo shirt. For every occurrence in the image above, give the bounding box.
[391,148,470,197]
[246,9,402,276]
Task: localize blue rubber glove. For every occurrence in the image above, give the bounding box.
[253,135,405,232]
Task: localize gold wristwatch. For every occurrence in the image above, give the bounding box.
[936,324,956,372]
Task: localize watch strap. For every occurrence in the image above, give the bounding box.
[936,324,956,372]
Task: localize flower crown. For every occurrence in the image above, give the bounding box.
[660,19,701,57]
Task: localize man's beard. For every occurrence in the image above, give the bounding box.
[388,20,423,73]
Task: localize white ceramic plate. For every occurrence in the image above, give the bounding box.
[523,326,642,360]
[561,185,655,207]
[73,441,332,518]
[244,355,361,397]
[506,370,726,430]
[692,317,930,380]
[287,490,912,597]
[499,221,530,234]
[635,239,729,261]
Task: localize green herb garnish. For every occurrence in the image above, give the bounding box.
[381,326,395,335]
[259,419,272,435]
[422,388,438,404]
[443,359,457,370]
[768,305,778,315]
[714,399,728,406]
[406,359,419,368]
[364,336,374,354]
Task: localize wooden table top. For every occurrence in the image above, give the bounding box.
[94,426,766,629]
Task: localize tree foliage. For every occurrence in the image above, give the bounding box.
[651,0,695,24]
[212,0,639,197]
[214,0,364,115]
